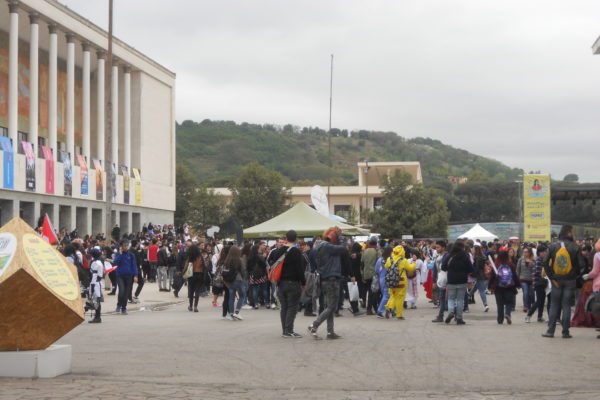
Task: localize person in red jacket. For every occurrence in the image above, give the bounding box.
[147,238,159,283]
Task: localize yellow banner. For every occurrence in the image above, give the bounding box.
[523,174,551,241]
[132,168,142,206]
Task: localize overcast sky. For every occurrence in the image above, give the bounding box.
[61,0,600,182]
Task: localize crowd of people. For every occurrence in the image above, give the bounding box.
[57,221,600,340]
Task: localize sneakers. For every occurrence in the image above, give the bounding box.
[377,313,385,319]
[484,305,489,313]
[562,333,572,339]
[121,309,128,315]
[193,307,198,313]
[212,302,219,308]
[289,332,302,338]
[445,313,455,324]
[525,316,531,323]
[542,332,554,338]
[188,306,193,312]
[537,318,545,323]
[505,316,512,325]
[88,318,102,324]
[232,313,243,321]
[456,319,466,325]
[115,306,121,313]
[326,332,341,340]
[282,332,293,338]
[304,312,317,317]
[242,305,253,310]
[307,324,318,337]
[270,303,279,310]
[225,314,234,321]
[432,317,444,323]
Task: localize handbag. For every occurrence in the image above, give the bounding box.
[371,276,380,293]
[437,270,448,288]
[183,261,194,279]
[347,281,360,302]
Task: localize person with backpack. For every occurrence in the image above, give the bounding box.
[442,240,473,325]
[87,248,104,324]
[376,246,393,318]
[113,240,139,315]
[183,243,205,313]
[542,225,583,338]
[432,241,450,323]
[383,245,415,320]
[489,250,521,325]
[223,245,245,320]
[468,243,489,312]
[526,244,548,323]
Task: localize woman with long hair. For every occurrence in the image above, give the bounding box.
[516,247,535,313]
[248,243,268,309]
[215,245,231,317]
[441,239,473,325]
[223,246,245,320]
[184,244,204,312]
[489,250,521,325]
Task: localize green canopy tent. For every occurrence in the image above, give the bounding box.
[243,202,369,239]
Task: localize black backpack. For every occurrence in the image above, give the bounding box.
[385,259,402,288]
[222,264,238,283]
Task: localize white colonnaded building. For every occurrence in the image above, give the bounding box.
[0,0,176,236]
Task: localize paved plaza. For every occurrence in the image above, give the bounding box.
[2,283,599,399]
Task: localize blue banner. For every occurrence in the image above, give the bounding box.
[0,137,14,190]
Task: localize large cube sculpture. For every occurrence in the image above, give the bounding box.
[0,218,84,351]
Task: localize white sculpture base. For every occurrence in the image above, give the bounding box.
[0,344,72,378]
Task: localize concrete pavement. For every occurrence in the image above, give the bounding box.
[1,282,599,399]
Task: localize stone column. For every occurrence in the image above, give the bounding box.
[123,65,131,169]
[82,43,91,164]
[111,62,119,168]
[66,33,75,161]
[96,51,105,162]
[8,0,19,152]
[48,24,58,160]
[29,13,39,156]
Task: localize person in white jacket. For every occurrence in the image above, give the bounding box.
[87,247,105,323]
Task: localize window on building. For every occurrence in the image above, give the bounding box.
[17,131,27,155]
[0,127,7,137]
[334,205,351,221]
[57,141,65,162]
[38,137,46,158]
[373,197,383,210]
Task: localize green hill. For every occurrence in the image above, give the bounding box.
[176,119,522,188]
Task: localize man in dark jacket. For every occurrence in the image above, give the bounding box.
[274,230,306,338]
[308,227,348,339]
[542,225,583,339]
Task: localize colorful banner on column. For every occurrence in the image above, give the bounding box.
[121,165,130,204]
[0,136,14,189]
[523,174,551,242]
[111,163,117,202]
[77,155,88,197]
[61,151,72,197]
[42,146,54,194]
[132,168,142,206]
[22,141,35,191]
[93,159,103,200]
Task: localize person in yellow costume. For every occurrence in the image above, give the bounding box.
[384,245,416,320]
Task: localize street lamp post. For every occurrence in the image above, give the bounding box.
[364,160,370,225]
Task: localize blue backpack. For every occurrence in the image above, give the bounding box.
[497,264,513,288]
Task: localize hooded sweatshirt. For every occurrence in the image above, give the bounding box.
[316,241,347,279]
[384,246,415,279]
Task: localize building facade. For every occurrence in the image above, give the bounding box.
[0,0,176,236]
[213,162,423,225]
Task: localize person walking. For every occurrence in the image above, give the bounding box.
[376,246,393,318]
[308,227,347,339]
[224,246,245,320]
[442,239,473,325]
[384,245,415,321]
[147,238,159,283]
[517,247,535,313]
[274,230,306,338]
[432,241,450,323]
[113,240,139,315]
[361,239,379,315]
[542,225,583,339]
[526,244,548,323]
[468,243,489,312]
[489,250,521,325]
[184,244,204,312]
[157,241,170,292]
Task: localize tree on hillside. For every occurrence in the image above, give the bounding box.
[229,163,290,228]
[563,173,579,183]
[188,186,225,232]
[175,164,197,226]
[371,172,449,238]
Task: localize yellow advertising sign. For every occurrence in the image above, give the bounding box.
[132,168,142,206]
[523,174,551,242]
[22,233,80,301]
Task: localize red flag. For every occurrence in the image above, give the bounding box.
[42,213,58,245]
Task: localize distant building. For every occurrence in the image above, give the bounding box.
[0,0,176,235]
[213,161,422,225]
[448,176,468,185]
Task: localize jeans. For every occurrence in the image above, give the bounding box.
[469,279,488,306]
[229,280,246,314]
[250,282,268,306]
[158,266,170,290]
[521,281,533,310]
[149,262,157,282]
[446,283,466,320]
[117,275,134,311]
[495,288,516,324]
[278,280,302,334]
[378,285,390,315]
[168,266,176,288]
[437,287,447,319]
[527,285,547,319]
[364,279,377,313]
[547,280,575,335]
[129,275,144,300]
[313,278,340,334]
